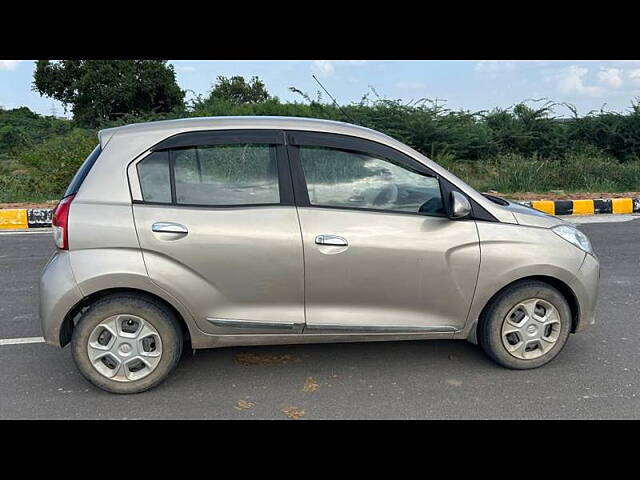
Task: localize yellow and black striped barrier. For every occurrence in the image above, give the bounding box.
[0,209,53,230]
[520,198,640,216]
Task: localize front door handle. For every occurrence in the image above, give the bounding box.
[315,234,348,247]
[152,222,188,234]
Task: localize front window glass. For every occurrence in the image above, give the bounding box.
[299,146,445,215]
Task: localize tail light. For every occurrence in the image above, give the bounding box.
[52,194,75,250]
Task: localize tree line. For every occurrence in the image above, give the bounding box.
[28,60,640,163]
[1,60,639,202]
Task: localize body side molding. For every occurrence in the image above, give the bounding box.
[304,324,459,334]
[207,317,303,330]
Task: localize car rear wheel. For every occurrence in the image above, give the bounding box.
[478,281,572,369]
[71,294,183,394]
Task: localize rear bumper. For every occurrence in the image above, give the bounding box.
[570,253,600,333]
[39,251,83,347]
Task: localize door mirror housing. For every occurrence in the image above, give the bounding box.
[449,191,472,219]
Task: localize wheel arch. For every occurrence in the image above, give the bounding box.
[58,287,194,348]
[468,275,580,345]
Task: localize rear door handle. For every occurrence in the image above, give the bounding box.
[315,235,348,246]
[152,222,188,234]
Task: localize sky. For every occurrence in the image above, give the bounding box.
[1,60,640,118]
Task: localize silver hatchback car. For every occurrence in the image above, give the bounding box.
[39,116,599,393]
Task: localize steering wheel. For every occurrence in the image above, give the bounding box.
[373,183,399,207]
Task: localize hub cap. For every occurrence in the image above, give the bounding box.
[87,315,163,382]
[501,298,561,360]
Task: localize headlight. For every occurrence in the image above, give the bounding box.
[552,225,593,254]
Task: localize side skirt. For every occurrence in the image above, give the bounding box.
[190,329,461,350]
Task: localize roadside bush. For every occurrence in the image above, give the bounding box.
[1,129,96,201]
[0,107,75,155]
[566,103,640,162]
[436,149,640,194]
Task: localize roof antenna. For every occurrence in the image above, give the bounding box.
[312,74,362,127]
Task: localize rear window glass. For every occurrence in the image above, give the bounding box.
[173,144,279,206]
[136,144,280,206]
[137,151,172,203]
[64,144,102,198]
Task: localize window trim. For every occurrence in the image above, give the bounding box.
[286,130,448,218]
[130,129,294,208]
[151,129,285,151]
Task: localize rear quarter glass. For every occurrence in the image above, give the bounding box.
[63,144,101,198]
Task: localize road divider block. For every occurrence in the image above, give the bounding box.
[572,199,595,215]
[520,197,640,216]
[611,197,633,214]
[530,200,555,215]
[0,208,53,229]
[0,209,28,229]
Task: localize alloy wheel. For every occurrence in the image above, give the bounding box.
[87,314,163,382]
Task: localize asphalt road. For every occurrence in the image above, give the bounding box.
[1,218,639,419]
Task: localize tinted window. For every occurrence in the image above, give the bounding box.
[138,151,171,203]
[173,144,279,205]
[64,144,101,198]
[300,146,444,215]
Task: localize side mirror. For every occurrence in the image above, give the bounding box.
[450,191,471,219]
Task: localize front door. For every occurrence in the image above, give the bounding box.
[287,131,480,334]
[131,130,305,335]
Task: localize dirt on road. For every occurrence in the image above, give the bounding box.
[0,201,58,209]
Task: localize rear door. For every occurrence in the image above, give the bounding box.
[287,131,481,334]
[130,130,305,335]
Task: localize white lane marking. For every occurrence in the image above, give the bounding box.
[0,229,52,235]
[0,336,45,346]
[565,214,640,224]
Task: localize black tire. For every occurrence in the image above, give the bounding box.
[477,281,572,369]
[71,294,183,394]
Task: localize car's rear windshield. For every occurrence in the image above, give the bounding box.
[63,144,101,198]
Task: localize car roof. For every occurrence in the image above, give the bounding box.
[98,116,397,149]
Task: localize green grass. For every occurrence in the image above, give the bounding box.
[436,151,640,195]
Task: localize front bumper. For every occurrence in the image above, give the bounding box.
[569,252,600,332]
[39,251,83,347]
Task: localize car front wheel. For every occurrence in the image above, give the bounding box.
[478,281,572,369]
